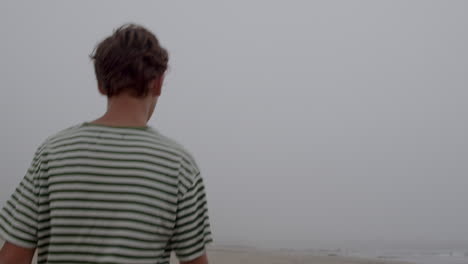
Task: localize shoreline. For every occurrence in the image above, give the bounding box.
[1,240,415,264]
[171,246,416,264]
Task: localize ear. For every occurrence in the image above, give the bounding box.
[152,75,165,97]
[98,84,107,96]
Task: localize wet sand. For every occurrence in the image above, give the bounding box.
[0,240,413,264]
[170,246,415,264]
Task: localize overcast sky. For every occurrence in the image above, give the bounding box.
[1,1,467,248]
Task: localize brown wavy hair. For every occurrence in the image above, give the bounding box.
[90,24,169,97]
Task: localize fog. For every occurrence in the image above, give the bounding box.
[1,1,467,248]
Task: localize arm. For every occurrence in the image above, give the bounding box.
[171,171,212,264]
[0,241,35,264]
[180,253,208,264]
[0,145,44,264]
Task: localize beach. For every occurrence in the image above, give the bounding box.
[168,246,415,264]
[1,240,414,264]
[4,238,467,264]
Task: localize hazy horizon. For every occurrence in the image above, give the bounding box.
[1,1,467,248]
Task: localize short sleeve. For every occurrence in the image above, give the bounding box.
[0,148,42,248]
[170,172,213,262]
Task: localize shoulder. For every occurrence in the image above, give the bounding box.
[41,123,199,165]
[150,129,201,191]
[35,123,201,181]
[44,124,84,143]
[149,128,199,171]
[150,129,197,163]
[33,124,82,154]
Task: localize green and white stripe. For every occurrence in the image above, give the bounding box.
[0,123,212,264]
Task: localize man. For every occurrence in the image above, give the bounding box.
[0,24,212,264]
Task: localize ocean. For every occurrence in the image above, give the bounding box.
[323,240,468,264]
[232,239,468,264]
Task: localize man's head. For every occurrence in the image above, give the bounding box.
[90,24,168,123]
[90,23,168,98]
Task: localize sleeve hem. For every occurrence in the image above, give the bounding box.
[0,230,36,249]
[176,238,213,262]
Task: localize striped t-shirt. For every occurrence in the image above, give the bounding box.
[0,123,213,264]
